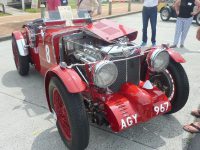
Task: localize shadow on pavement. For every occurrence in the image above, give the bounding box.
[31,113,183,150]
[1,69,48,117]
[187,134,200,150]
[186,104,200,150]
[2,69,183,150]
[31,126,67,150]
[117,115,183,149]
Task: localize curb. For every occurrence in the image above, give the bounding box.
[0,10,142,42]
[93,10,142,21]
[0,35,11,42]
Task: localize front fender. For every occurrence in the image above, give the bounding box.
[12,31,28,56]
[140,47,185,81]
[45,66,86,111]
[167,48,186,63]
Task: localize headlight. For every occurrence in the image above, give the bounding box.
[147,49,169,72]
[93,60,118,88]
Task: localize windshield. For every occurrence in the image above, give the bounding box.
[43,6,91,21]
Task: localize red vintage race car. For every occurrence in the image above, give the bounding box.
[12,10,189,150]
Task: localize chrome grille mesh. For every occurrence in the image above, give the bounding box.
[109,57,140,92]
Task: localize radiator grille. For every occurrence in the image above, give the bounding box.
[109,57,140,92]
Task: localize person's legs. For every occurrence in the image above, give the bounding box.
[149,6,157,44]
[172,17,183,46]
[142,7,150,44]
[180,17,193,46]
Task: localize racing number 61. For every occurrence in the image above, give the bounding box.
[154,102,169,115]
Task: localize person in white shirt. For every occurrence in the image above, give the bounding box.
[141,0,161,47]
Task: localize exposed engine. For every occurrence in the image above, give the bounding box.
[63,31,141,64]
[61,31,141,92]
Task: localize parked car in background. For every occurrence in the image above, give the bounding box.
[157,0,168,12]
[159,0,200,25]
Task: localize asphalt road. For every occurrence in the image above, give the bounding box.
[0,13,200,150]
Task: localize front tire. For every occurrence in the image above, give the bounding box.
[12,35,29,76]
[160,8,171,21]
[196,13,200,26]
[149,60,189,114]
[49,77,89,150]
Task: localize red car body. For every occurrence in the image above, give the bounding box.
[12,17,189,149]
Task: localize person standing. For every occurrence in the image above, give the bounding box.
[170,0,200,48]
[141,0,161,47]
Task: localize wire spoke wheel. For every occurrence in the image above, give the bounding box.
[162,10,169,19]
[148,60,189,114]
[160,8,170,21]
[53,88,72,141]
[49,77,89,150]
[150,69,175,101]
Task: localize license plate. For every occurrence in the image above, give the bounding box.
[153,101,170,115]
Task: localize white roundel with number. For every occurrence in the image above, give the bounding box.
[45,45,51,63]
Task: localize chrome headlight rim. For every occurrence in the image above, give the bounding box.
[93,60,118,88]
[148,49,169,72]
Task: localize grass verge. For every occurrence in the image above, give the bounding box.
[0,12,10,16]
[69,0,77,9]
[25,8,40,13]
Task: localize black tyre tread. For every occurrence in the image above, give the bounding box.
[12,36,29,76]
[49,77,89,150]
[18,56,29,76]
[167,60,189,114]
[160,8,170,21]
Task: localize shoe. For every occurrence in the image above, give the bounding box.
[180,44,184,48]
[183,122,200,133]
[140,42,147,47]
[170,44,177,48]
[191,109,200,118]
[152,42,156,47]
